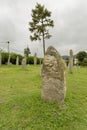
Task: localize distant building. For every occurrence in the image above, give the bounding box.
[74,58,78,65]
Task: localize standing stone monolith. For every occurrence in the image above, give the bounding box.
[16,56,19,65]
[69,49,73,73]
[40,58,42,65]
[41,46,66,103]
[34,52,37,65]
[22,57,26,69]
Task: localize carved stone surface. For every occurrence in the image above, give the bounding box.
[41,46,66,103]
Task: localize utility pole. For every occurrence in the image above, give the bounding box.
[0,41,11,65]
[7,41,10,65]
[7,41,10,53]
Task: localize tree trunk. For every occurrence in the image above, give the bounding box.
[43,32,45,56]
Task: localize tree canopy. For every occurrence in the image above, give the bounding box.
[76,51,87,62]
[24,46,31,57]
[29,3,54,56]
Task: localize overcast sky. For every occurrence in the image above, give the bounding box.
[0,0,87,57]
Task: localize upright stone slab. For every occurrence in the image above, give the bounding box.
[34,53,37,65]
[69,49,73,73]
[22,57,26,69]
[41,46,66,103]
[16,56,19,65]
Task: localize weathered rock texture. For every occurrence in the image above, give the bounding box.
[16,56,19,65]
[69,49,73,73]
[22,57,26,69]
[41,46,66,103]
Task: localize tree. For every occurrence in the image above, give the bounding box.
[24,46,31,57]
[29,3,54,56]
[76,51,87,62]
[82,58,87,66]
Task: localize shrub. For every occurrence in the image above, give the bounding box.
[27,56,34,64]
[2,52,9,64]
[81,58,87,66]
[1,52,23,65]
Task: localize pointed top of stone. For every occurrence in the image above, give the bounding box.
[45,46,60,57]
[44,46,66,71]
[45,46,63,61]
[69,49,73,56]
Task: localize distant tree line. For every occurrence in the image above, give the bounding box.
[29,3,54,56]
[62,51,87,66]
[76,51,87,66]
[1,52,43,65]
[1,51,87,66]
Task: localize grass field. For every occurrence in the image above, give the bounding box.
[0,65,87,130]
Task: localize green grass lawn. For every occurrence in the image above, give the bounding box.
[0,65,87,130]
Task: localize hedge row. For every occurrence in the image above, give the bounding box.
[1,52,43,65]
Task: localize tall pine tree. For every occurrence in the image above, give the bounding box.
[29,3,54,56]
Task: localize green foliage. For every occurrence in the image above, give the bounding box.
[24,46,31,57]
[0,66,87,130]
[1,52,23,65]
[18,54,23,65]
[29,3,54,55]
[10,53,17,64]
[37,57,40,64]
[62,55,69,66]
[10,53,23,65]
[27,56,42,64]
[27,56,34,64]
[80,58,87,66]
[2,52,9,64]
[76,51,87,62]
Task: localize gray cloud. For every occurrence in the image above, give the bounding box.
[0,0,87,57]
